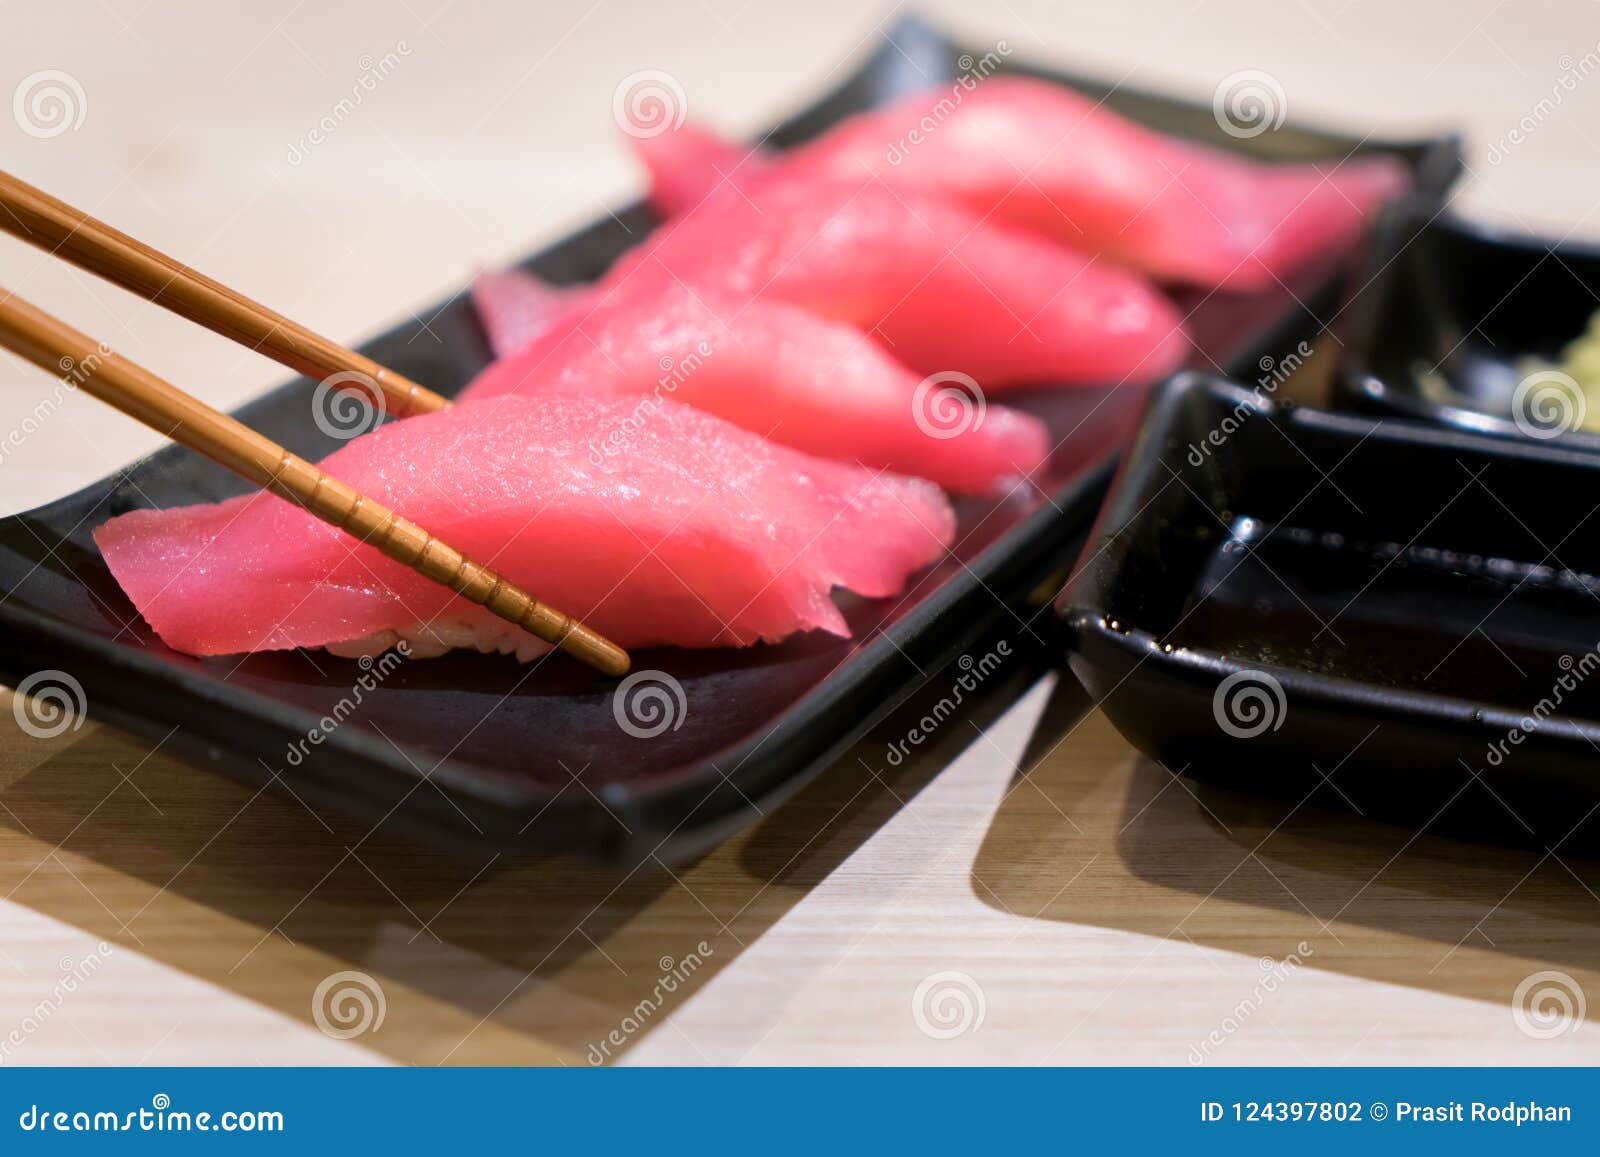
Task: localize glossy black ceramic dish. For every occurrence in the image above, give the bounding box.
[1060,374,1600,849]
[1340,202,1600,449]
[0,17,1461,865]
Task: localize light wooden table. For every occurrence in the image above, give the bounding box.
[2,0,1599,1065]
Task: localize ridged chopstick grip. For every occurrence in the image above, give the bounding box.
[0,168,450,418]
[261,451,626,674]
[0,289,629,678]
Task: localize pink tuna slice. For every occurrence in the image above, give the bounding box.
[93,396,955,660]
[465,271,1051,495]
[470,268,580,358]
[632,77,1409,291]
[635,122,771,220]
[601,173,1189,387]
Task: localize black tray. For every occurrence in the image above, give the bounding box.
[1339,202,1600,448]
[1060,374,1600,848]
[0,16,1461,865]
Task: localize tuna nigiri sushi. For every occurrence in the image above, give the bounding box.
[471,268,577,358]
[463,271,1051,494]
[602,175,1188,387]
[633,77,1409,292]
[94,397,955,660]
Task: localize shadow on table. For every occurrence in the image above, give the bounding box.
[0,634,1043,1065]
[970,676,1600,1020]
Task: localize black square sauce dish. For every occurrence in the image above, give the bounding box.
[1060,374,1600,849]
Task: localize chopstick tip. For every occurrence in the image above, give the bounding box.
[564,623,630,678]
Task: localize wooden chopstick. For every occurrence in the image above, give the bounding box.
[0,288,630,678]
[0,168,450,419]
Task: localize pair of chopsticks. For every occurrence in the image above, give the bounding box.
[0,169,629,677]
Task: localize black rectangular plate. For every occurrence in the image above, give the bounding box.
[1339,201,1600,448]
[1059,374,1600,849]
[0,16,1461,866]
